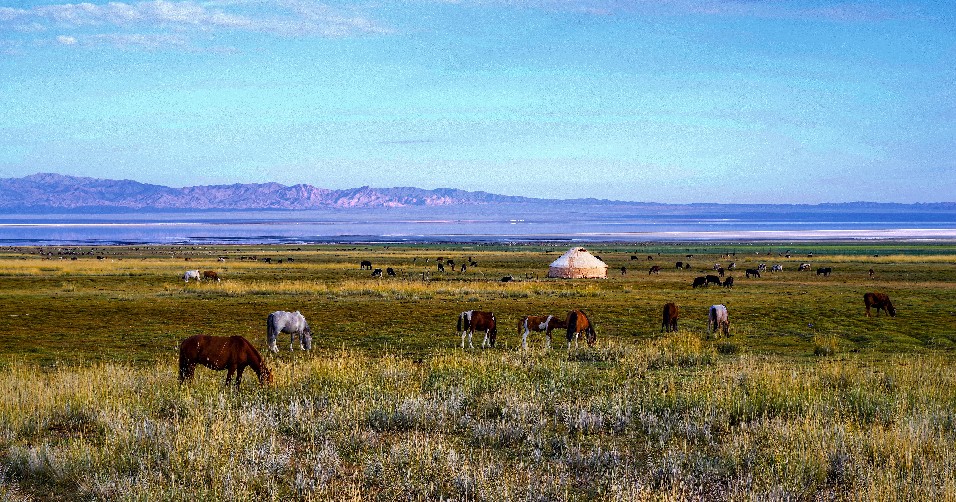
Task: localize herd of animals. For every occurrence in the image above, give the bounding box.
[177,254,899,390]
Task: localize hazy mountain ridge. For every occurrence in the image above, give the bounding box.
[1,173,953,212]
[0,173,534,210]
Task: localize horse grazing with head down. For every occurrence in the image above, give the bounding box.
[566,310,596,349]
[266,310,312,353]
[518,315,567,349]
[708,305,730,337]
[183,269,201,282]
[458,310,497,349]
[178,334,272,389]
[864,292,896,317]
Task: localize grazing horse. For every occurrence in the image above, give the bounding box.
[817,267,832,276]
[722,276,734,288]
[202,270,220,282]
[266,310,312,353]
[717,267,725,277]
[708,305,730,337]
[371,268,383,277]
[387,267,397,276]
[565,310,596,349]
[746,269,760,278]
[705,275,721,286]
[178,334,272,389]
[183,269,201,282]
[649,265,662,275]
[662,303,679,333]
[676,261,684,269]
[770,265,783,272]
[500,275,514,282]
[799,263,811,271]
[518,315,567,349]
[692,276,708,288]
[360,260,372,270]
[458,310,497,349]
[864,292,896,317]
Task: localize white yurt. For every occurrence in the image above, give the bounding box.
[547,247,608,279]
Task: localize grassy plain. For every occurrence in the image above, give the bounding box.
[1,242,955,500]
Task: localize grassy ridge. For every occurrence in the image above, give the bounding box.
[3,344,956,499]
[1,243,956,499]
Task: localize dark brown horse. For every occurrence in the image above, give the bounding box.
[518,314,567,349]
[662,303,679,332]
[566,310,596,349]
[458,310,497,349]
[178,334,273,389]
[864,292,896,317]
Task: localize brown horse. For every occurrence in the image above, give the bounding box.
[864,292,896,317]
[518,315,567,349]
[457,310,497,349]
[565,310,596,349]
[178,334,273,389]
[662,303,679,332]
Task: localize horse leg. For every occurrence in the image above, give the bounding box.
[235,366,245,389]
[224,366,235,387]
[289,332,295,351]
[521,327,529,349]
[461,331,466,349]
[482,329,489,348]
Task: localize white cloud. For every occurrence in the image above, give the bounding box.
[56,34,77,44]
[1,0,393,52]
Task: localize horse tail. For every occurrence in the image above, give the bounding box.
[266,312,277,342]
[566,311,578,342]
[457,312,463,333]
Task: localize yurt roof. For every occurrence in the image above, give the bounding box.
[548,247,607,270]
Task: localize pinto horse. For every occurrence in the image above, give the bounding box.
[266,310,312,353]
[566,310,596,349]
[518,315,567,349]
[458,310,497,349]
[708,305,730,337]
[178,334,272,389]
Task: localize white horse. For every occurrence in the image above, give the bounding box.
[266,310,312,353]
[708,305,730,337]
[183,270,201,282]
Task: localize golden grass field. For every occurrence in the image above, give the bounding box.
[1,242,955,500]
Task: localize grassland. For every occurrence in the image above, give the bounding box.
[1,242,955,500]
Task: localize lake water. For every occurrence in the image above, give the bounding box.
[2,204,955,245]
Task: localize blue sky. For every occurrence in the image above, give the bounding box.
[0,0,953,203]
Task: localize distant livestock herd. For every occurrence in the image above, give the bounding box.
[176,257,898,389]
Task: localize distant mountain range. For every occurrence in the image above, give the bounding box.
[1,173,953,212]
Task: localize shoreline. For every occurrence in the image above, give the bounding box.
[3,228,956,246]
